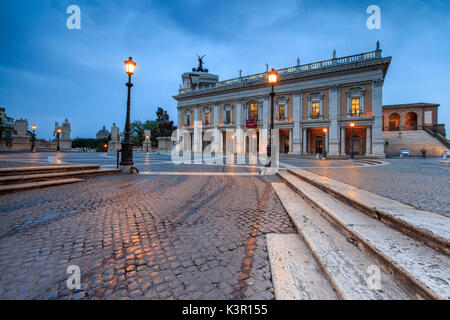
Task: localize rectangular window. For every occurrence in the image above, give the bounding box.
[351,98,360,116]
[249,103,258,121]
[204,112,210,125]
[186,114,191,126]
[278,104,286,120]
[225,110,231,123]
[311,102,319,118]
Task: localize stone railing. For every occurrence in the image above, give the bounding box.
[178,50,382,95]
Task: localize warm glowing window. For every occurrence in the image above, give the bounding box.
[249,103,258,121]
[278,104,286,120]
[351,98,360,116]
[204,112,210,125]
[311,102,320,118]
[186,114,191,126]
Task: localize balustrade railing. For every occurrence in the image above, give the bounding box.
[178,50,381,94]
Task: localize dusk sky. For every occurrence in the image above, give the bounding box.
[1,0,449,140]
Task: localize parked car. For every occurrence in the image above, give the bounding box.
[443,150,450,160]
[399,149,411,157]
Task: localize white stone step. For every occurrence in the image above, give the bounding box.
[0,178,83,194]
[272,183,412,300]
[288,169,450,256]
[267,233,337,300]
[278,173,450,300]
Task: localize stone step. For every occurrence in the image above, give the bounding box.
[271,183,412,300]
[0,178,83,195]
[0,164,101,176]
[278,173,450,300]
[0,169,120,185]
[287,169,450,256]
[267,233,338,300]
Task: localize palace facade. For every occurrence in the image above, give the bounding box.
[173,43,390,157]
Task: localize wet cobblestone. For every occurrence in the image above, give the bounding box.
[0,172,295,300]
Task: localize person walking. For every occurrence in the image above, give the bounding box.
[421,148,427,158]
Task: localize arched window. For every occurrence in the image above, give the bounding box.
[405,112,417,130]
[389,113,400,131]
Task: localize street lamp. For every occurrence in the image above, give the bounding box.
[266,68,278,167]
[349,122,355,160]
[322,128,328,159]
[31,125,36,152]
[56,128,62,152]
[145,135,150,153]
[120,57,137,172]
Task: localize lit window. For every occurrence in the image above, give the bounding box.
[249,103,258,121]
[204,112,210,125]
[351,98,360,116]
[311,102,320,118]
[278,104,286,120]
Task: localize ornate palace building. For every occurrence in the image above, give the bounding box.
[174,43,390,157]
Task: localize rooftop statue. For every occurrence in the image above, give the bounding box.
[192,54,208,73]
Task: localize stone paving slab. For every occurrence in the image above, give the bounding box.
[0,172,295,300]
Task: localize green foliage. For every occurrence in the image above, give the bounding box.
[130,108,176,147]
[72,137,108,151]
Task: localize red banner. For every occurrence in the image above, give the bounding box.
[246,120,257,128]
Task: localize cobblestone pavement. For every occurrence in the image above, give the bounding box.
[0,171,295,300]
[306,158,450,217]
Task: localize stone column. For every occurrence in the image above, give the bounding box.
[214,103,220,128]
[193,106,202,155]
[292,90,302,153]
[340,126,346,155]
[260,96,269,155]
[235,100,244,156]
[289,128,293,153]
[372,79,385,157]
[366,126,372,155]
[328,85,340,155]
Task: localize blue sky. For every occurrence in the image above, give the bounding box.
[1,0,450,139]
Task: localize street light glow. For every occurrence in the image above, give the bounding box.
[124,57,136,75]
[350,122,355,127]
[323,128,328,133]
[268,68,278,84]
[32,125,36,130]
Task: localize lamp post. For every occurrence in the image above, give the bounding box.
[120,57,137,172]
[145,135,150,153]
[349,122,355,160]
[322,128,328,160]
[31,125,36,152]
[56,128,62,152]
[266,68,278,167]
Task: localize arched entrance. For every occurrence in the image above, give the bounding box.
[389,113,400,131]
[405,112,417,130]
[313,136,323,154]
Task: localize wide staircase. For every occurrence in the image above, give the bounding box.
[268,169,450,300]
[0,165,119,194]
[383,130,448,156]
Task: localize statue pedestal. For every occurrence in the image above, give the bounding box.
[157,137,172,154]
[11,137,31,152]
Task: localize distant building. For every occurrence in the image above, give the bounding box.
[96,125,110,140]
[382,103,448,156]
[0,107,14,140]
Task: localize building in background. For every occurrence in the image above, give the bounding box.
[96,125,110,140]
[382,103,449,156]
